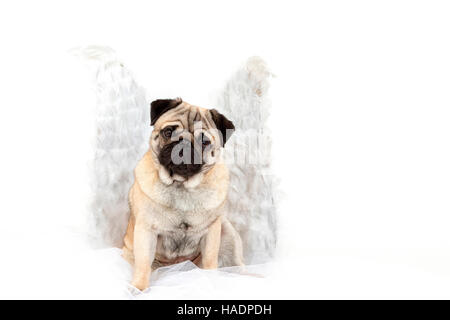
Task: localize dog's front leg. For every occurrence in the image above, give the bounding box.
[200,216,222,269]
[131,220,157,291]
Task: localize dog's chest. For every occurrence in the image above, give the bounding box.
[136,170,227,258]
[144,183,222,232]
[157,228,203,259]
[154,181,223,212]
[153,208,213,259]
[159,206,211,231]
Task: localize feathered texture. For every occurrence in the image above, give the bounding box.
[73,46,150,248]
[218,57,278,264]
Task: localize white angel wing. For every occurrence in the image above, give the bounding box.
[217,57,278,264]
[73,46,150,248]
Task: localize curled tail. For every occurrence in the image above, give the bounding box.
[73,46,149,247]
[217,57,278,264]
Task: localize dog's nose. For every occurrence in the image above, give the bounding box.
[177,139,190,157]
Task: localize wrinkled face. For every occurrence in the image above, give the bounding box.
[150,98,234,187]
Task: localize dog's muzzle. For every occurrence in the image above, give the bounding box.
[158,140,203,178]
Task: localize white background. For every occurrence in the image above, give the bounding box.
[1,0,450,299]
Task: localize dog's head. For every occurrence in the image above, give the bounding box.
[149,98,234,187]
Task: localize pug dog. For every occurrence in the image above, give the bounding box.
[122,98,244,291]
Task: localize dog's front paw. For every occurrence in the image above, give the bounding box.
[202,259,218,270]
[131,276,150,291]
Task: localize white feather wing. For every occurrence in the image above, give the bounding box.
[74,46,150,247]
[217,57,278,263]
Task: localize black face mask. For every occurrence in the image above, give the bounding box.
[158,140,203,178]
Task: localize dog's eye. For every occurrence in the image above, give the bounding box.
[201,134,211,146]
[162,127,174,139]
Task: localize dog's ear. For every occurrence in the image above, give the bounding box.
[150,98,182,125]
[210,109,235,146]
